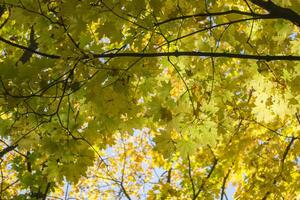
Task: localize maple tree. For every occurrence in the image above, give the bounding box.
[0,0,300,199]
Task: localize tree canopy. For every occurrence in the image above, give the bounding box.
[0,0,300,199]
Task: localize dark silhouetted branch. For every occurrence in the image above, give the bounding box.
[0,36,60,59]
[155,10,273,26]
[91,51,300,61]
[250,0,300,27]
[2,35,300,61]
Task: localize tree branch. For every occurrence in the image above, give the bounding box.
[2,35,300,61]
[0,36,60,59]
[0,145,17,159]
[220,170,231,200]
[91,51,300,61]
[193,158,218,200]
[155,10,273,26]
[249,0,300,27]
[280,137,296,170]
[187,156,196,198]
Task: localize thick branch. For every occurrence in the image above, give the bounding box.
[249,0,300,27]
[0,145,17,158]
[91,51,300,61]
[2,35,300,61]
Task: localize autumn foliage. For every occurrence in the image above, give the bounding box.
[0,0,300,199]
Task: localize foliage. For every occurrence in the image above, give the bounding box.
[0,0,300,199]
